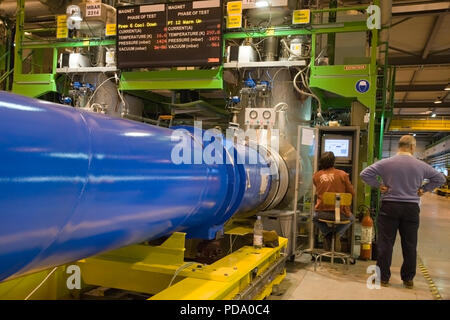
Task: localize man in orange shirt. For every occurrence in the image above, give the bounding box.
[313,152,355,251]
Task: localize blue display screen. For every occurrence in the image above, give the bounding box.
[324,139,349,157]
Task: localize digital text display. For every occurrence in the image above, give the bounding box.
[116,0,223,68]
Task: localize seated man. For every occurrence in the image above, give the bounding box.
[313,152,355,251]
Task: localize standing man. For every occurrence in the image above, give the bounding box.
[360,135,445,288]
[313,152,355,252]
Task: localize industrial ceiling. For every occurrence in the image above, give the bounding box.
[331,0,449,139]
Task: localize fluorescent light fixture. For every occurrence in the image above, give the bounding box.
[392,2,450,14]
[445,84,450,91]
[255,0,269,8]
[347,10,361,15]
[434,99,442,104]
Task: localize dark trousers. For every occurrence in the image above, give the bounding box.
[313,211,353,237]
[377,201,420,282]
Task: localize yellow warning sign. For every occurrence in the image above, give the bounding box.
[362,244,371,250]
[105,23,116,36]
[56,15,68,39]
[292,9,311,25]
[227,14,242,29]
[227,1,242,15]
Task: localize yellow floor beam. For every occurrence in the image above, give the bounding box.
[77,233,288,300]
[1,232,287,300]
[151,238,287,300]
[0,266,73,300]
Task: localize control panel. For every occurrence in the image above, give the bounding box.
[245,108,276,126]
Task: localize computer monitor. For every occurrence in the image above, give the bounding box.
[321,135,352,163]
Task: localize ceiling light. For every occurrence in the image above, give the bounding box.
[445,84,450,91]
[431,113,436,118]
[255,0,270,8]
[392,2,450,14]
[413,133,416,137]
[434,98,442,104]
[347,10,361,15]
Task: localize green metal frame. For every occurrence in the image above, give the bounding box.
[223,9,379,166]
[318,3,378,209]
[11,0,55,97]
[223,4,381,207]
[21,39,115,50]
[118,7,376,93]
[120,68,224,91]
[10,0,115,97]
[13,36,115,97]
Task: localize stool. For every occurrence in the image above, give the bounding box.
[314,220,351,271]
[314,192,353,271]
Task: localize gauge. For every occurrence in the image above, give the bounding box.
[263,110,272,119]
[249,110,258,119]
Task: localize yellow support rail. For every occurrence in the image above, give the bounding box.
[389,119,450,132]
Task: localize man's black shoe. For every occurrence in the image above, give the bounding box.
[381,280,390,287]
[403,280,414,289]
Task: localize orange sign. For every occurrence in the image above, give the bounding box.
[344,65,367,71]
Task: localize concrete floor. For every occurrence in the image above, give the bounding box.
[269,193,449,300]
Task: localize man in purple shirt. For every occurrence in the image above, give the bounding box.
[360,135,445,289]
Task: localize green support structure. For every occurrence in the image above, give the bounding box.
[309,35,378,208]
[0,43,7,83]
[223,21,371,40]
[224,5,380,208]
[10,0,55,97]
[11,38,115,97]
[327,0,338,65]
[11,0,115,98]
[6,26,12,90]
[387,66,396,131]
[21,39,115,50]
[120,68,224,91]
[12,0,56,97]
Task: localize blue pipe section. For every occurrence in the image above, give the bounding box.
[0,92,271,282]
